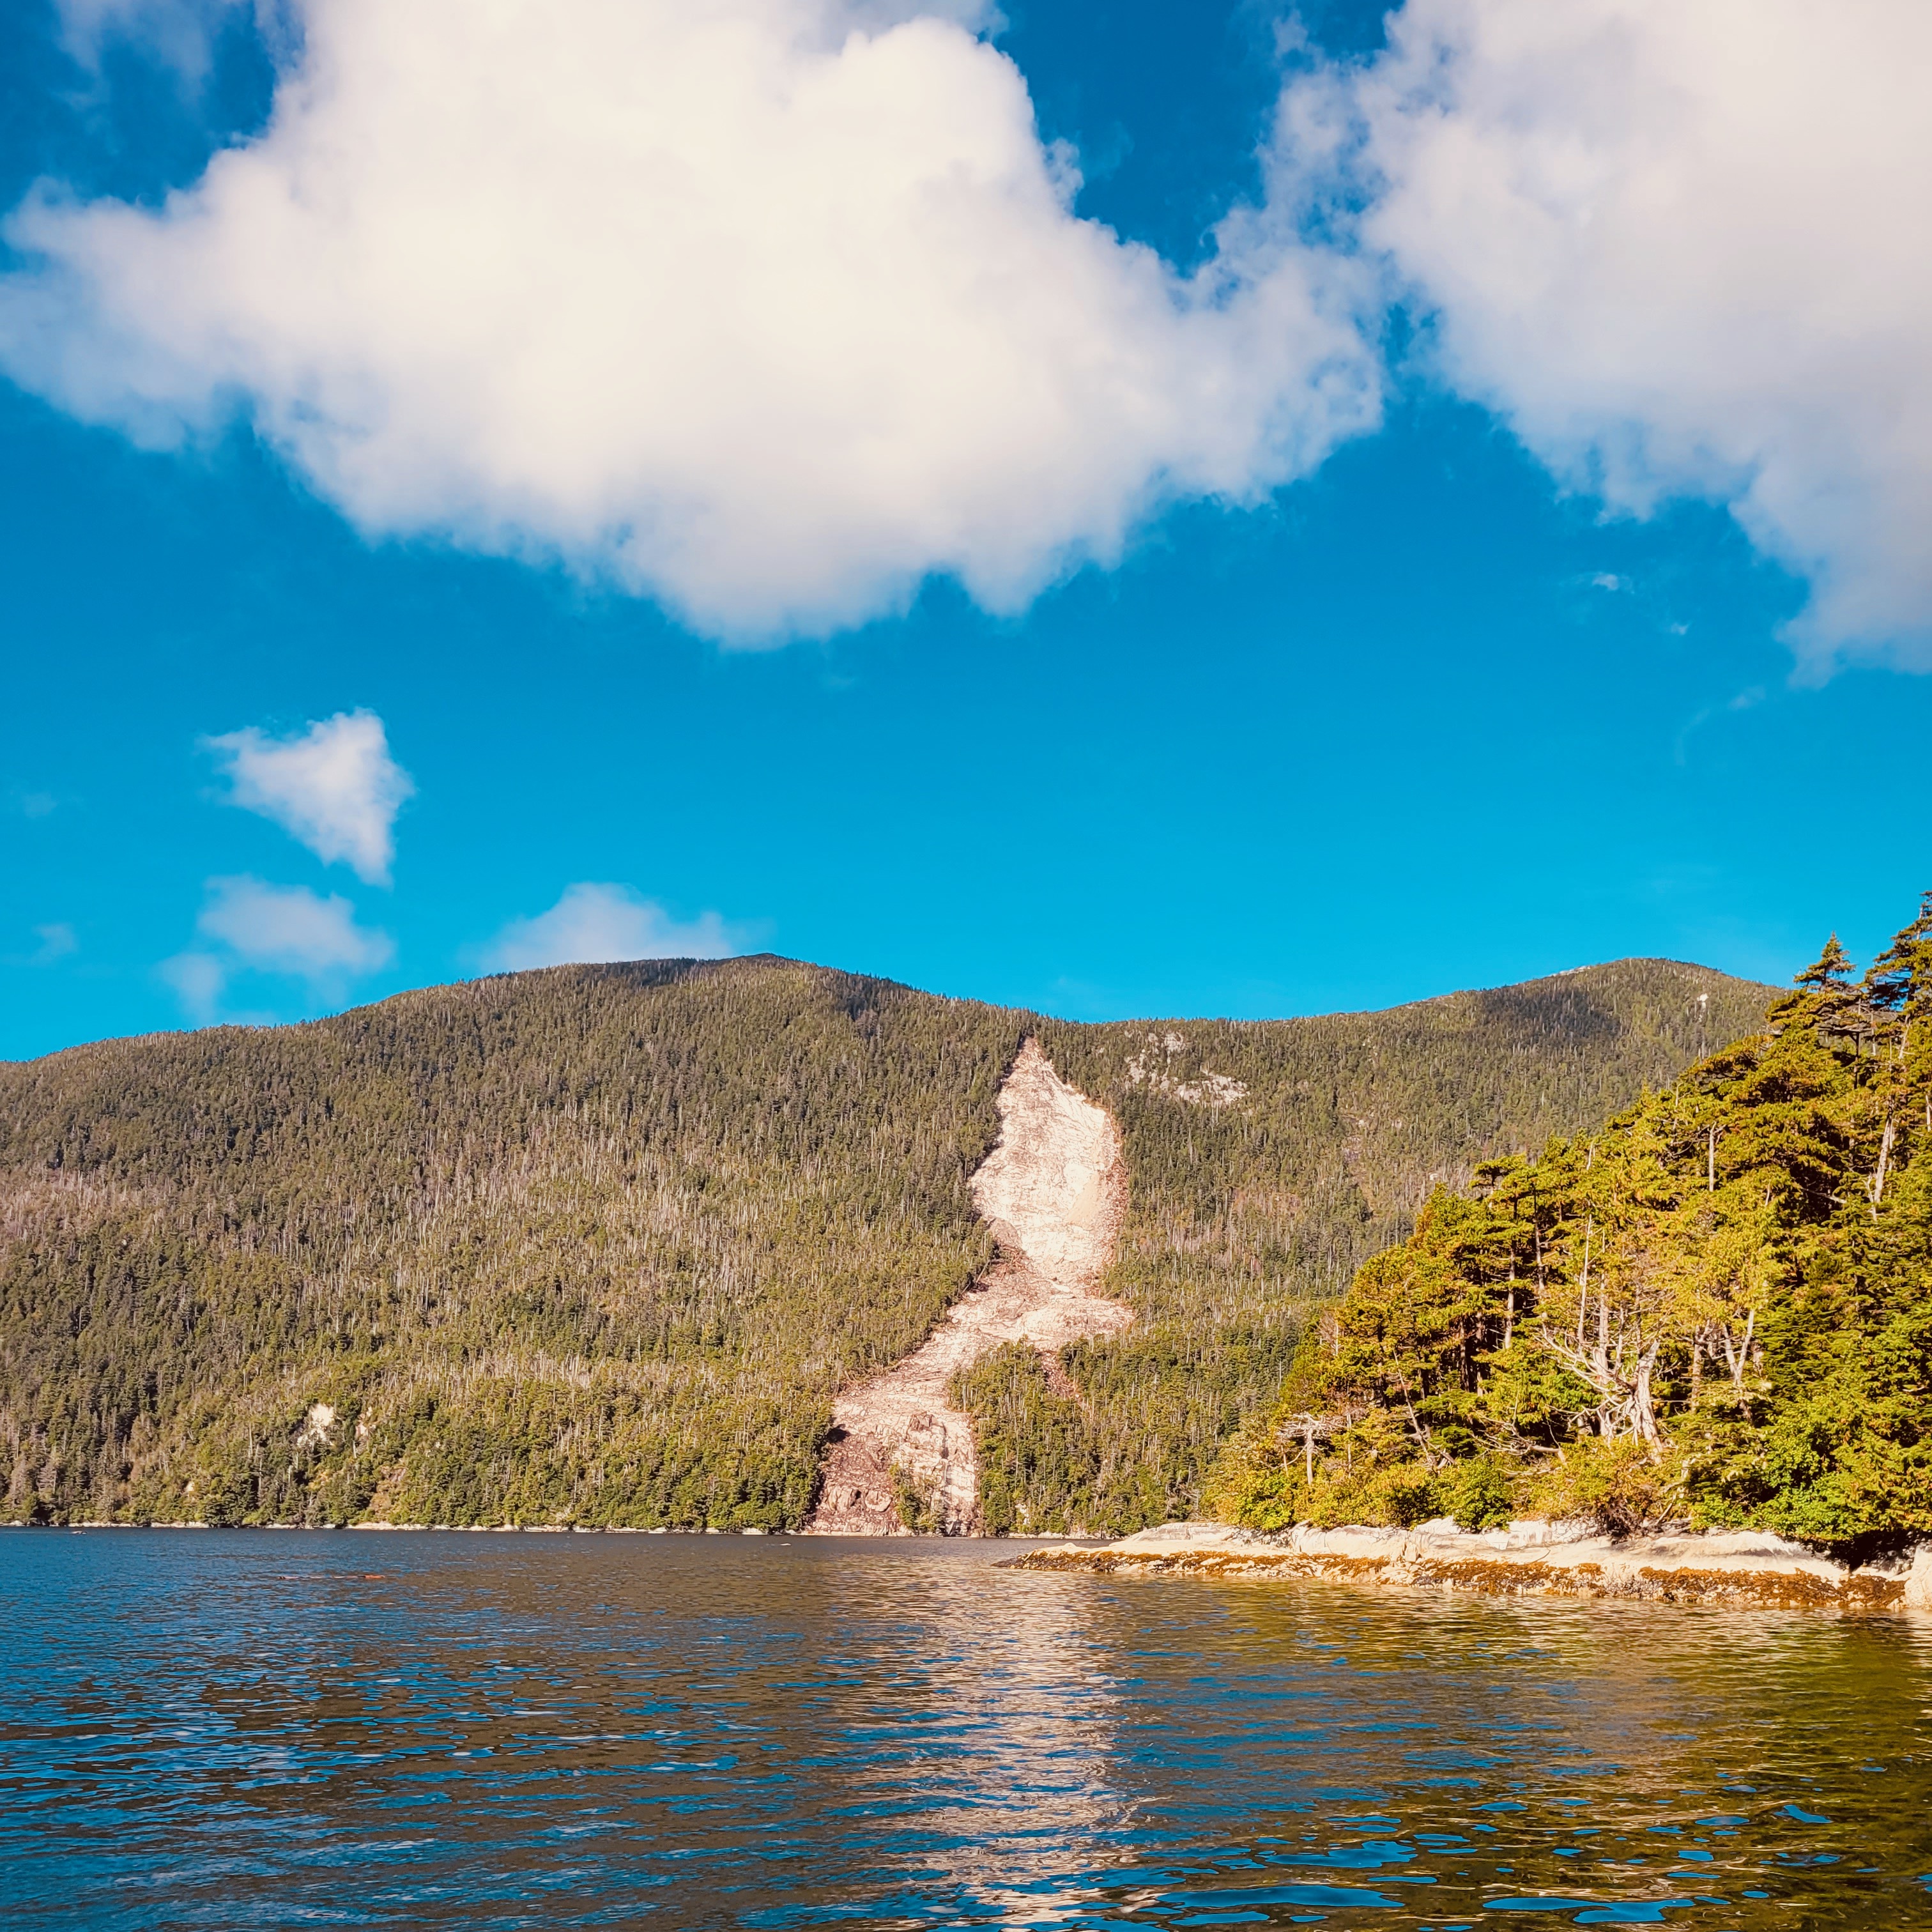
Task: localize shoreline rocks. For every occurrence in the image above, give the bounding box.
[1008,1517,1932,1614]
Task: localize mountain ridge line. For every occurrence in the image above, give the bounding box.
[1,952,1773,1533]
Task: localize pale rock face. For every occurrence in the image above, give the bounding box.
[1906,1547,1932,1613]
[1123,1032,1248,1108]
[805,1039,1130,1535]
[969,1041,1121,1287]
[295,1402,337,1451]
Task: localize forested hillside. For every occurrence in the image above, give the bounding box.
[970,962,1770,1531]
[1,953,1767,1530]
[1213,897,1932,1552]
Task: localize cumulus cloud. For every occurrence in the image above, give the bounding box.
[1330,0,1932,672]
[4,0,1379,640]
[16,0,1931,672]
[482,884,742,972]
[162,873,394,1018]
[204,709,413,884]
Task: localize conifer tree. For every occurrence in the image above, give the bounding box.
[1215,894,1932,1548]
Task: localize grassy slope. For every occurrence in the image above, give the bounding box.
[0,954,1768,1529]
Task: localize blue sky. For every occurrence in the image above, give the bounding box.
[3,0,1928,1060]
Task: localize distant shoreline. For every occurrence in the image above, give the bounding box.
[6,1520,775,1535]
[6,1521,1101,1544]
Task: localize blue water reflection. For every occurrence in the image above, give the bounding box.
[1,1532,1926,1927]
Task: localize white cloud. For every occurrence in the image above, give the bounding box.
[1329,0,1932,673]
[29,923,79,965]
[162,874,394,1018]
[3,923,80,969]
[4,0,1379,641]
[482,884,742,971]
[203,709,413,884]
[197,873,393,975]
[20,0,1932,674]
[157,949,229,1023]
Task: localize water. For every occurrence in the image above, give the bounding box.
[3,1533,1929,1929]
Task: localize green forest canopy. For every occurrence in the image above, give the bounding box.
[0,951,1768,1531]
[1212,896,1932,1554]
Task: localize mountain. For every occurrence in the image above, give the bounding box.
[0,953,1771,1531]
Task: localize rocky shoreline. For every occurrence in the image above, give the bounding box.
[1008,1517,1932,1614]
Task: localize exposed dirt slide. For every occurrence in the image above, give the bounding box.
[805,1039,1130,1535]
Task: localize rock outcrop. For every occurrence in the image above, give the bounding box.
[1009,1517,1932,1615]
[804,1040,1129,1535]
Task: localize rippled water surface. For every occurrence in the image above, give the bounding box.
[3,1533,1929,1929]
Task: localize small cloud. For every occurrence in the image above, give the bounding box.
[204,710,414,885]
[20,791,57,819]
[1590,572,1625,592]
[481,883,744,971]
[29,922,78,965]
[1673,685,1771,766]
[158,949,228,1023]
[199,875,394,977]
[3,922,79,968]
[162,875,394,1021]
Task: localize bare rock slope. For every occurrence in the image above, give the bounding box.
[805,1039,1128,1535]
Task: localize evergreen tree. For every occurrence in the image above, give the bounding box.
[1213,896,1932,1551]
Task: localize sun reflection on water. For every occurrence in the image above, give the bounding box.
[0,1532,1927,1928]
